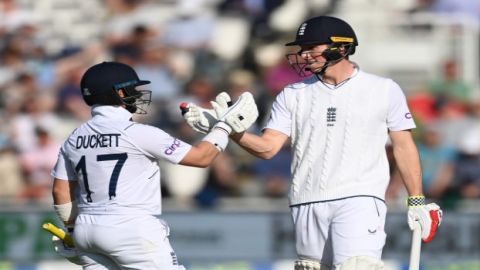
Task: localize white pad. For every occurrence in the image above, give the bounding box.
[218,92,258,133]
[335,256,384,270]
[294,259,331,270]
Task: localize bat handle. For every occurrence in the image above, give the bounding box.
[409,221,422,270]
[42,222,75,248]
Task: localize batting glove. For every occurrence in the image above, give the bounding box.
[215,92,259,133]
[52,235,88,266]
[407,196,443,243]
[52,235,122,268]
[180,92,231,134]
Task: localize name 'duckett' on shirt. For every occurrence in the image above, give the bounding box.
[76,133,121,149]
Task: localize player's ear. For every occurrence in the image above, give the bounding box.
[117,89,126,98]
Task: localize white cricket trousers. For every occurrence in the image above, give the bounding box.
[291,196,387,267]
[73,214,185,270]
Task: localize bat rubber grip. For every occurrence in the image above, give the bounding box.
[42,223,75,247]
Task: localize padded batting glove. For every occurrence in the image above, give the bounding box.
[52,235,89,266]
[180,92,231,134]
[214,92,259,134]
[407,196,443,243]
[52,235,121,268]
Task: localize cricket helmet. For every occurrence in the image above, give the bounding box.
[286,16,358,49]
[285,16,358,76]
[80,61,152,114]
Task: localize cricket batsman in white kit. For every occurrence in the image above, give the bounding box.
[181,16,443,269]
[50,61,258,269]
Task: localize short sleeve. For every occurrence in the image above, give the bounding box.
[264,90,291,136]
[51,145,77,181]
[387,81,416,131]
[128,124,192,164]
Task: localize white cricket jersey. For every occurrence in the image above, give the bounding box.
[265,69,416,205]
[52,106,192,215]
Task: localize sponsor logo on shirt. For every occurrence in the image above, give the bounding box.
[165,138,181,155]
[405,112,412,119]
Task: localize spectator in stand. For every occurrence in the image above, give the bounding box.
[57,66,91,122]
[103,0,152,45]
[453,126,480,199]
[429,96,469,147]
[162,0,215,52]
[19,126,60,201]
[217,0,285,41]
[430,0,480,25]
[0,134,23,200]
[9,92,64,154]
[452,100,480,203]
[0,0,39,35]
[135,42,181,126]
[252,144,292,198]
[409,0,438,13]
[417,125,456,199]
[464,100,480,130]
[428,59,472,104]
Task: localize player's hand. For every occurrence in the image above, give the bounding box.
[214,92,259,134]
[52,236,89,265]
[407,197,442,243]
[180,92,231,134]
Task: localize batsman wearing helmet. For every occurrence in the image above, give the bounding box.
[50,61,258,269]
[182,16,442,269]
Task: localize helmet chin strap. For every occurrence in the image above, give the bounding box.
[310,48,350,81]
[312,60,358,90]
[309,58,341,76]
[117,87,152,114]
[125,104,137,113]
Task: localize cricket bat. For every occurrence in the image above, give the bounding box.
[409,221,422,270]
[42,222,75,247]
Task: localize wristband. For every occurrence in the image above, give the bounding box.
[213,121,232,134]
[202,128,229,151]
[407,195,426,207]
[53,201,78,224]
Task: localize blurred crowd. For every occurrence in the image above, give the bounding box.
[0,0,479,209]
[387,58,480,209]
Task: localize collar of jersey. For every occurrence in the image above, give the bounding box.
[91,105,133,120]
[318,64,360,90]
